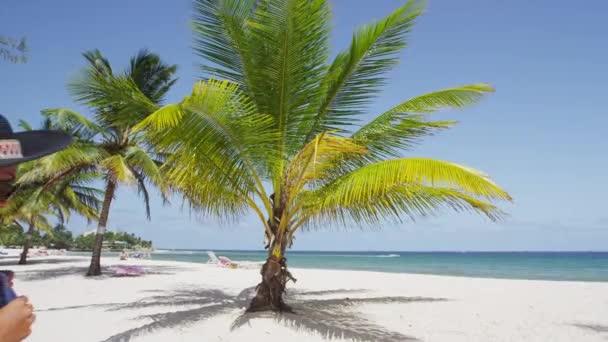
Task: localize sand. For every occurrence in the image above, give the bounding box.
[2,255,607,342]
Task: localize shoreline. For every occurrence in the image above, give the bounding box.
[4,252,608,284]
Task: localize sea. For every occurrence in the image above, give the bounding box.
[147,250,608,282]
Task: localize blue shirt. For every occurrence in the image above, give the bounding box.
[0,273,16,307]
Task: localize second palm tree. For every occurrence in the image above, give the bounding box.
[36,49,177,275]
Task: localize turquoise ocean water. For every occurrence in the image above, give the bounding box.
[147,250,608,282]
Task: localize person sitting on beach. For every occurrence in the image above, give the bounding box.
[119,250,129,260]
[0,114,72,341]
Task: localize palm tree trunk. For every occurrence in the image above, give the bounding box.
[248,229,296,312]
[86,179,116,276]
[18,222,34,265]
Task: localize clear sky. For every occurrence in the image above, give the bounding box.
[1,0,607,251]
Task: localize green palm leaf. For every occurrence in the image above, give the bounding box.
[138,79,278,221]
[300,184,504,229]
[193,0,256,87]
[314,158,511,203]
[101,155,136,184]
[41,108,104,139]
[306,0,423,139]
[350,84,494,159]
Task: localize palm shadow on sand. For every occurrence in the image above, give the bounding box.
[0,257,82,267]
[17,265,186,281]
[42,286,445,342]
[572,323,608,334]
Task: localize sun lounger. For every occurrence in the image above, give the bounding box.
[207,251,238,268]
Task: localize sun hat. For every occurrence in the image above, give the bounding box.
[0,114,72,167]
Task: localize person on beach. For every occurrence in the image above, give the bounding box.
[0,114,72,341]
[0,271,17,305]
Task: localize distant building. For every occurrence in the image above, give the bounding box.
[102,240,129,250]
[81,228,124,236]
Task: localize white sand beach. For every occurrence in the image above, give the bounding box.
[3,255,607,342]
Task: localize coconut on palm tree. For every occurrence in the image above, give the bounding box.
[29,49,177,275]
[138,0,512,311]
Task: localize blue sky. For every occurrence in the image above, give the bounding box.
[1,0,607,251]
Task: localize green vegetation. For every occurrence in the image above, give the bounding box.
[73,231,152,251]
[0,224,152,252]
[0,224,72,251]
[133,0,512,311]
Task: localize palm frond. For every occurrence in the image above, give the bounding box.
[193,0,256,88]
[124,163,158,220]
[315,158,511,202]
[382,83,494,114]
[245,0,332,160]
[300,182,504,230]
[128,49,178,105]
[69,73,159,130]
[284,132,366,196]
[33,215,52,233]
[293,157,510,229]
[41,108,103,140]
[124,146,162,185]
[352,116,455,159]
[17,143,105,185]
[100,155,136,184]
[137,79,278,219]
[82,49,112,76]
[351,83,494,158]
[138,79,279,177]
[306,0,423,139]
[17,120,33,131]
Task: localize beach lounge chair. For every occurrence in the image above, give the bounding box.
[206,251,238,268]
[218,256,237,268]
[206,251,220,264]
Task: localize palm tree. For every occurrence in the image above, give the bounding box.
[2,201,53,265]
[138,0,512,311]
[1,162,102,264]
[0,34,27,63]
[34,49,177,275]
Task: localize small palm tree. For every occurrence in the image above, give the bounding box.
[34,49,177,275]
[1,162,102,265]
[139,0,512,311]
[1,195,53,265]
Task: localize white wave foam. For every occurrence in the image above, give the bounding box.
[153,249,200,255]
[375,254,400,258]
